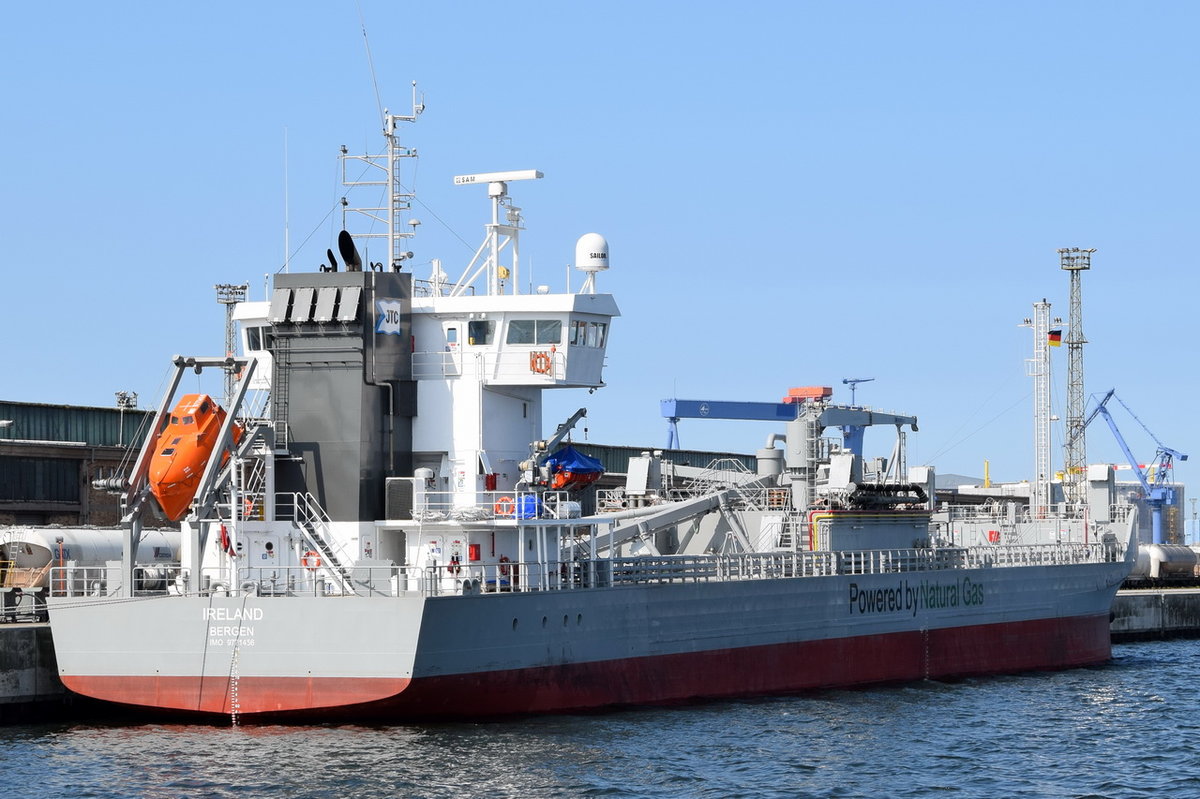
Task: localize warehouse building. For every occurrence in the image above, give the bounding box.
[0,399,152,526]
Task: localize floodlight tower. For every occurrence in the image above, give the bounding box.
[215,283,248,407]
[1059,247,1095,505]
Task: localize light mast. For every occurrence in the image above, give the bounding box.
[1060,247,1095,506]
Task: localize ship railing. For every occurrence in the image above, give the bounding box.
[482,349,564,383]
[227,565,420,597]
[410,491,576,523]
[414,278,474,297]
[412,350,462,379]
[945,502,1134,546]
[48,542,1122,602]
[406,349,565,384]
[48,563,178,598]
[945,502,1134,524]
[413,349,568,383]
[672,485,774,512]
[595,488,663,511]
[1,583,48,623]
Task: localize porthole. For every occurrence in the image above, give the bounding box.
[512,618,518,631]
[541,616,548,628]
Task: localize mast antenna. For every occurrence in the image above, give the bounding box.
[356,0,385,127]
[340,83,424,272]
[1021,300,1061,517]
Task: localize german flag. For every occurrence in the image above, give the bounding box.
[1048,329,1063,347]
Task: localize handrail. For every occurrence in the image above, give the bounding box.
[48,539,1125,601]
[410,490,574,522]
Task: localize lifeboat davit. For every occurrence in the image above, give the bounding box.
[148,394,242,521]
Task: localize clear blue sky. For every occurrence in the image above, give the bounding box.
[2,1,1196,497]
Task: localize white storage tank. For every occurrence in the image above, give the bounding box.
[1131,544,1198,580]
[0,527,181,588]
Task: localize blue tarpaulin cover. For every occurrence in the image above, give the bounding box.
[545,445,604,490]
[545,445,604,475]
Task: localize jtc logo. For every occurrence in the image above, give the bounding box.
[375,299,404,335]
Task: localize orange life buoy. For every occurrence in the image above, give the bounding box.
[498,555,511,577]
[530,351,551,374]
[301,550,321,570]
[494,496,515,516]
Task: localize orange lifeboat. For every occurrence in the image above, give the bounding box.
[148,394,242,521]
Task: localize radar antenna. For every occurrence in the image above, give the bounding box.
[450,170,543,296]
[842,377,875,406]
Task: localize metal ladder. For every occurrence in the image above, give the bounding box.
[271,338,291,447]
[289,493,355,593]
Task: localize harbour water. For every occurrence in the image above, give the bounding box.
[2,639,1196,798]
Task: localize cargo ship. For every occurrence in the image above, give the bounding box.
[46,94,1136,722]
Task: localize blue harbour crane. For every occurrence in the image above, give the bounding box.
[1077,389,1187,544]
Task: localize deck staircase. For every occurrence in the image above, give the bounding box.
[283,493,355,593]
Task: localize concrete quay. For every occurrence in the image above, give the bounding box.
[0,622,69,723]
[1110,588,1200,642]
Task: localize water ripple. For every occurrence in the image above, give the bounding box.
[1,641,1197,798]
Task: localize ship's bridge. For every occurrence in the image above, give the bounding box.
[411,292,620,388]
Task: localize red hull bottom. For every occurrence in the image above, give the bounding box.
[62,613,1113,722]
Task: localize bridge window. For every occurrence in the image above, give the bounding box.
[587,322,607,348]
[468,320,495,345]
[506,319,561,345]
[570,320,607,347]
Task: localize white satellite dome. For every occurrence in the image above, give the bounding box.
[575,233,609,273]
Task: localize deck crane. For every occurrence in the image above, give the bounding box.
[1077,389,1187,544]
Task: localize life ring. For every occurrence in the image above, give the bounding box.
[498,555,511,578]
[301,550,321,570]
[494,496,515,516]
[530,351,551,375]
